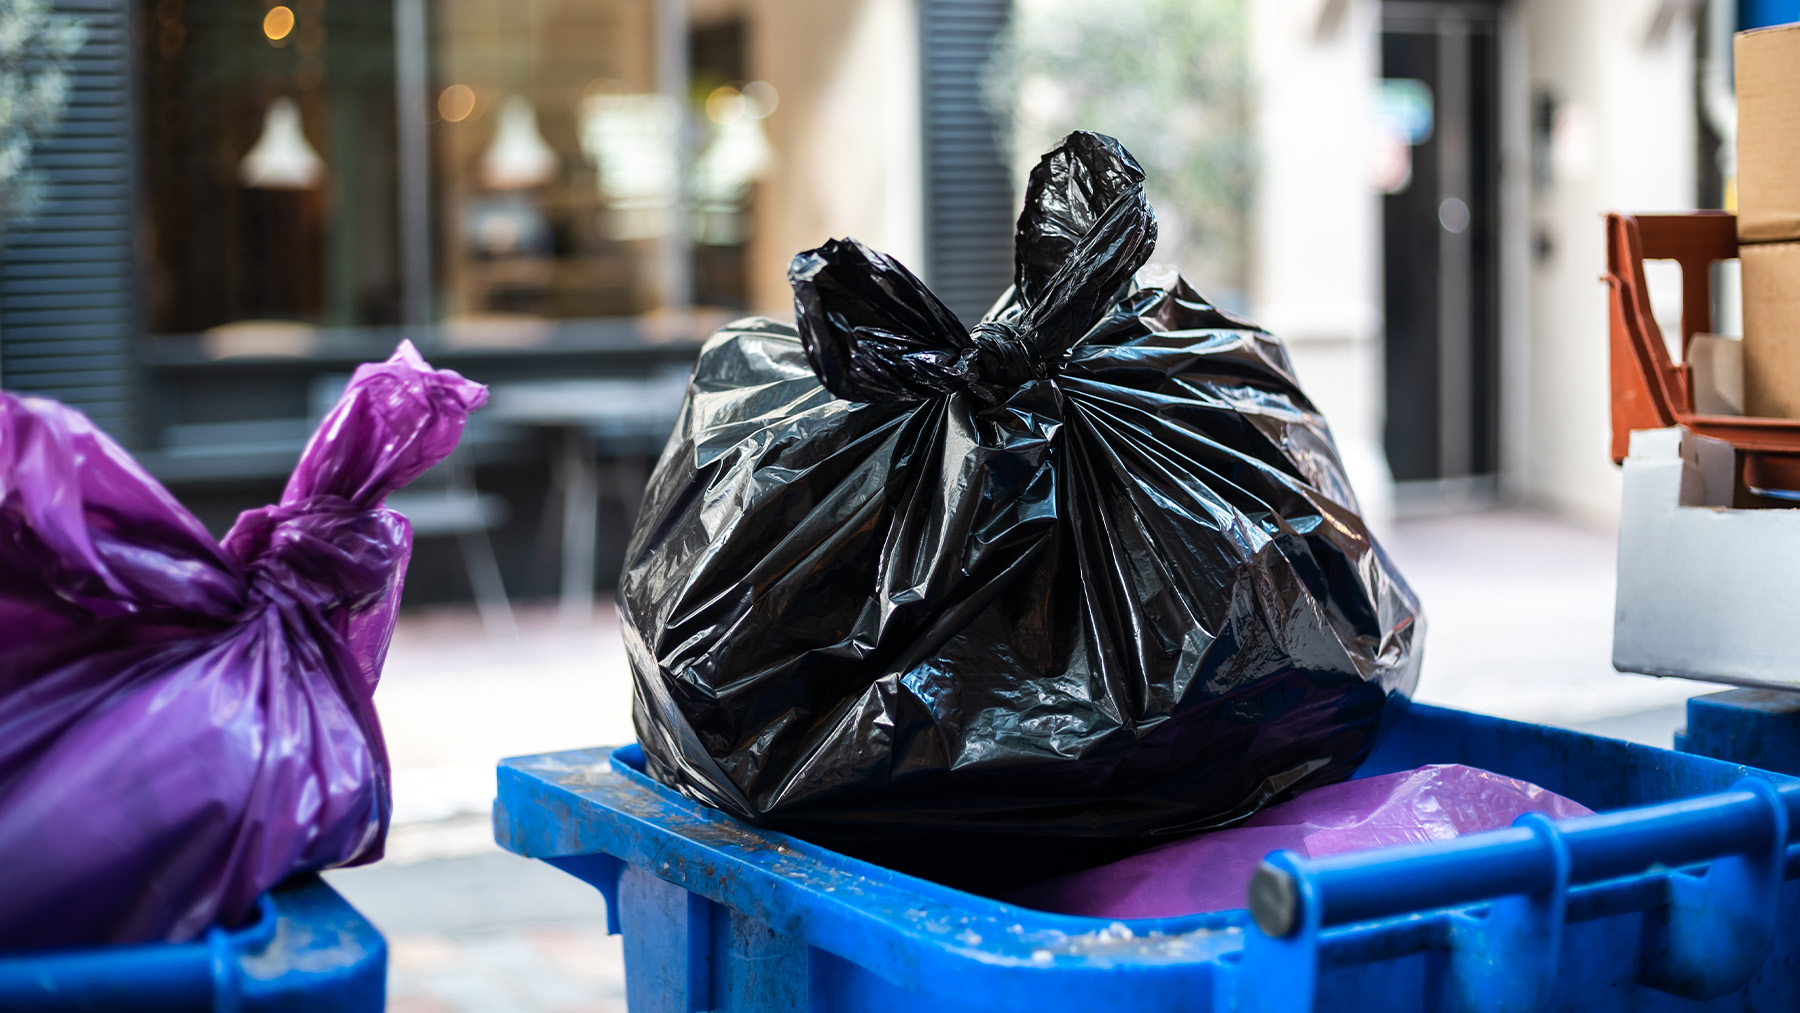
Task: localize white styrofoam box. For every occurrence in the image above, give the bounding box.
[1614,426,1800,688]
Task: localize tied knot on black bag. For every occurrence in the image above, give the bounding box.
[967,319,1048,389]
[790,131,1157,407]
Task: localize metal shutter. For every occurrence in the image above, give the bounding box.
[918,0,1014,328]
[0,0,139,445]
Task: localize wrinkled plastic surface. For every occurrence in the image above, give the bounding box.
[0,342,483,949]
[1005,763,1592,919]
[622,132,1424,891]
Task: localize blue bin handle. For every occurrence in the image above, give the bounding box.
[1235,777,1794,1013]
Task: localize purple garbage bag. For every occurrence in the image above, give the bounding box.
[1004,764,1592,920]
[0,341,485,949]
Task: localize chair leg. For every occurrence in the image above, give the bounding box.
[560,428,599,629]
[528,432,569,588]
[458,529,518,640]
[610,454,652,531]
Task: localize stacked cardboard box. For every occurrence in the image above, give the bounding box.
[1738,23,1800,418]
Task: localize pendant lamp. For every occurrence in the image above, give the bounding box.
[482,95,558,189]
[239,97,324,189]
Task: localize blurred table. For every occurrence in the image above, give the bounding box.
[487,373,687,626]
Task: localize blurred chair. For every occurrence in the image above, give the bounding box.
[582,363,689,530]
[311,376,516,638]
[487,365,689,627]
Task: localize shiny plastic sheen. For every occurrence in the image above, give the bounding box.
[0,342,484,948]
[621,133,1423,891]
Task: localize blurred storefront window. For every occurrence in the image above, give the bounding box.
[136,0,772,348]
[141,0,400,340]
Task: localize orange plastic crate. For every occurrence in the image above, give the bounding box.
[1605,211,1800,491]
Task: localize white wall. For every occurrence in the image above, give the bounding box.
[1248,0,1393,529]
[1248,0,1700,529]
[746,0,922,317]
[1514,0,1697,525]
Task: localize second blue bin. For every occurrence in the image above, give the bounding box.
[0,875,386,1012]
[495,702,1800,1012]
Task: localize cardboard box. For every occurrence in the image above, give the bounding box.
[1736,24,1800,243]
[1688,333,1744,415]
[1742,240,1800,418]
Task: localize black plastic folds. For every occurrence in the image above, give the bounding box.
[621,132,1422,892]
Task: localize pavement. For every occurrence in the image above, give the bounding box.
[326,606,635,1013]
[324,506,1720,1011]
[1381,509,1711,735]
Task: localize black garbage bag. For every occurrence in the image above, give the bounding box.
[621,131,1422,892]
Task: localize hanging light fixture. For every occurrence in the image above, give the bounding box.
[239,97,324,189]
[481,95,558,190]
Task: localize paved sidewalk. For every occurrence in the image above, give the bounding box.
[1383,509,1712,732]
[330,848,624,1013]
[328,604,635,1012]
[325,507,1719,1011]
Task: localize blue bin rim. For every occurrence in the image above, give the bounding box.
[496,702,1799,929]
[0,875,388,1011]
[0,892,280,960]
[497,702,1800,1008]
[495,703,1800,1010]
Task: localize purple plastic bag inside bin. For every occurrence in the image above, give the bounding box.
[0,341,484,949]
[1004,764,1592,920]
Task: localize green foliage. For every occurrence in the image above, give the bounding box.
[0,0,85,233]
[987,0,1253,304]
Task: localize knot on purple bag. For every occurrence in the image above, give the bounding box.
[227,496,409,614]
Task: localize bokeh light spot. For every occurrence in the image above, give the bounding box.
[263,5,295,41]
[741,80,778,119]
[706,85,744,125]
[439,84,477,123]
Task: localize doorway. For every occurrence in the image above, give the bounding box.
[1381,2,1503,486]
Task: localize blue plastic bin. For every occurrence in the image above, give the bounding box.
[494,702,1800,1012]
[0,874,386,1012]
[1676,688,1800,775]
